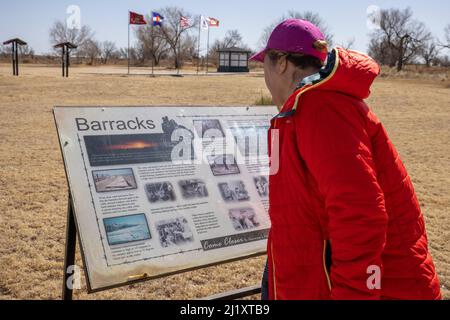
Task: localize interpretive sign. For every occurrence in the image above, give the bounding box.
[54,106,277,292]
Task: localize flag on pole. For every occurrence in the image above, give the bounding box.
[129,11,147,25]
[180,16,190,28]
[208,17,220,27]
[200,16,209,30]
[152,12,164,26]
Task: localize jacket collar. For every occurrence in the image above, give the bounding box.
[273,48,340,120]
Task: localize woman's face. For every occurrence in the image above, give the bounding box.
[263,54,286,109]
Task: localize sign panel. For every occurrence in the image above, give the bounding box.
[54,106,277,292]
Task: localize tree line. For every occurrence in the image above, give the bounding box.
[368,7,450,71]
[1,6,449,71]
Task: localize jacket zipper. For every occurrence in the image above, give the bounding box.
[270,240,278,300]
[323,240,332,291]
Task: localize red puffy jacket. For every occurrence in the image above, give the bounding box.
[267,48,441,300]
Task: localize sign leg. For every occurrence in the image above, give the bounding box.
[62,195,77,300]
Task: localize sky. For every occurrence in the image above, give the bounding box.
[0,0,449,55]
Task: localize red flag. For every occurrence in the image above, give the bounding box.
[180,16,190,28]
[208,17,220,27]
[129,11,147,25]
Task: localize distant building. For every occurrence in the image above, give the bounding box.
[217,47,251,73]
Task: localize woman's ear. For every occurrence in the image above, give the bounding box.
[276,56,288,75]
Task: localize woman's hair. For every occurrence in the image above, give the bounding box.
[266,40,327,70]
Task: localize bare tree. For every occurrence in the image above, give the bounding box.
[100,41,117,64]
[156,6,197,69]
[49,21,94,49]
[0,44,12,58]
[439,24,450,49]
[368,33,397,67]
[222,30,244,48]
[19,45,35,58]
[338,38,356,50]
[135,20,170,66]
[118,47,129,60]
[179,32,197,62]
[119,46,139,62]
[49,20,95,64]
[420,37,441,67]
[0,44,34,60]
[208,30,249,63]
[368,7,431,71]
[259,11,334,49]
[83,39,101,65]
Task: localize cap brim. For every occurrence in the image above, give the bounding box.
[249,49,266,62]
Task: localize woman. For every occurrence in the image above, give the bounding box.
[251,19,441,300]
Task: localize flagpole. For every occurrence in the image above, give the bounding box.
[206,26,210,74]
[128,11,130,75]
[177,14,181,76]
[151,17,154,77]
[197,15,201,75]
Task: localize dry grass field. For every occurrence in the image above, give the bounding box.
[0,63,449,300]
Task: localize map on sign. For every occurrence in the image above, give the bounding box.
[53,106,277,292]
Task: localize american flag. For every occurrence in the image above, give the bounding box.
[180,16,190,28]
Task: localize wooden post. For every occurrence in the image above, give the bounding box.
[66,46,70,78]
[11,42,16,76]
[62,195,77,300]
[15,43,19,76]
[62,46,66,77]
[54,42,77,78]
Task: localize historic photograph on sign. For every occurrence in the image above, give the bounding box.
[156,217,194,248]
[145,182,176,203]
[193,119,225,138]
[103,213,151,246]
[162,116,194,138]
[207,154,240,176]
[91,168,137,193]
[229,208,260,231]
[178,179,208,199]
[84,133,194,167]
[218,181,250,202]
[254,176,269,198]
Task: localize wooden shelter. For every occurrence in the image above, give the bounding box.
[54,42,78,78]
[3,38,27,76]
[217,47,251,73]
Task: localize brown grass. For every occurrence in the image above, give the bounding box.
[0,64,449,300]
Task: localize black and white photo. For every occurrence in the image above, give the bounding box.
[145,182,176,203]
[178,179,209,199]
[218,181,250,202]
[207,154,240,176]
[156,217,194,248]
[193,119,225,138]
[229,208,260,231]
[254,176,269,198]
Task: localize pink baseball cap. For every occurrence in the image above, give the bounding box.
[250,19,328,63]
